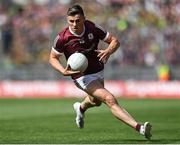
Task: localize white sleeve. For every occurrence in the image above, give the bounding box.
[51,47,63,55]
[103,31,110,41]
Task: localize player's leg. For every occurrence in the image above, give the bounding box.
[73,95,101,127]
[85,80,152,139]
[73,95,102,129]
[80,79,103,111]
[73,75,103,127]
[86,80,137,128]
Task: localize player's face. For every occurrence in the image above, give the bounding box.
[67,14,85,35]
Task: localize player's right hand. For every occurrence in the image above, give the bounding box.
[62,65,81,76]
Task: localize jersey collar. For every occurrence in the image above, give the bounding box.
[69,25,85,37]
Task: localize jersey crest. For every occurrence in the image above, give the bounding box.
[88,33,94,40]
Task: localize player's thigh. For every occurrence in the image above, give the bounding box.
[85,80,116,105]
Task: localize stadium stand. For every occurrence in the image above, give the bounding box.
[0,0,179,80]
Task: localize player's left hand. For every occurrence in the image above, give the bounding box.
[95,49,111,64]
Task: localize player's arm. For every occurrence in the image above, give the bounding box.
[105,34,120,54]
[96,34,120,63]
[49,49,80,76]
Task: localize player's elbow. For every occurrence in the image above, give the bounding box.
[112,37,120,49]
[49,52,59,66]
[49,56,54,66]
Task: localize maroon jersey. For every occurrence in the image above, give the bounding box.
[52,20,109,79]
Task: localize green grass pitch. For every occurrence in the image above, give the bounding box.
[0,98,180,144]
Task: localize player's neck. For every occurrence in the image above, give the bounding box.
[69,25,85,37]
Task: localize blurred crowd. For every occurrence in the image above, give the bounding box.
[0,0,180,68]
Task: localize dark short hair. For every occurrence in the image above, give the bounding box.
[67,4,84,17]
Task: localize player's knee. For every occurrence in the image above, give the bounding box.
[105,95,117,107]
[95,100,102,107]
[91,99,102,107]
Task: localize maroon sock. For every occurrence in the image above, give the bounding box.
[80,106,86,113]
[135,123,141,132]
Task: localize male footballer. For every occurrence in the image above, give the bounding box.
[49,4,152,140]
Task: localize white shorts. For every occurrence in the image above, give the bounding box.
[74,71,104,90]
